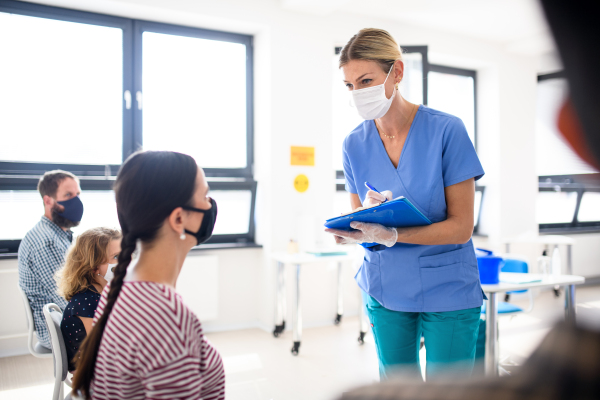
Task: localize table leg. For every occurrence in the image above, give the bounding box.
[273,262,286,338]
[334,262,343,325]
[358,289,369,345]
[485,292,499,376]
[567,244,573,275]
[565,284,576,325]
[291,264,302,355]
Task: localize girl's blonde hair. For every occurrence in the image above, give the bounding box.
[56,227,121,300]
[339,28,403,73]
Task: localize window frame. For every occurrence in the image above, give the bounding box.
[428,63,477,150]
[132,19,255,179]
[538,174,600,234]
[0,0,258,255]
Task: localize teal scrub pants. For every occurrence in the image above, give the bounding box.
[364,294,481,381]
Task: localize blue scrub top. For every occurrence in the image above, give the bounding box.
[343,106,485,313]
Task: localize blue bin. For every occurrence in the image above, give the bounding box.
[476,248,504,284]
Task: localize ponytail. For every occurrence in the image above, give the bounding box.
[69,150,198,398]
[71,233,136,399]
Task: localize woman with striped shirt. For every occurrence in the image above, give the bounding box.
[72,151,224,400]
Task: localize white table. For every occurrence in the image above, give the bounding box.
[481,272,585,376]
[502,235,575,274]
[271,252,357,355]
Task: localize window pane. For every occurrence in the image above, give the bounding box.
[72,191,120,236]
[578,192,600,222]
[400,52,424,105]
[210,190,252,235]
[0,13,123,165]
[536,78,597,176]
[428,71,475,145]
[0,190,119,240]
[0,191,44,240]
[536,191,578,224]
[333,190,351,216]
[142,32,247,169]
[474,190,482,227]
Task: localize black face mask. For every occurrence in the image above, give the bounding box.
[182,198,218,245]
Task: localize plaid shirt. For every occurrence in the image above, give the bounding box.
[18,216,71,348]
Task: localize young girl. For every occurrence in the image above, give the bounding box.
[56,227,121,372]
[72,151,225,400]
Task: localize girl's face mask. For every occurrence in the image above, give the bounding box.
[103,263,117,283]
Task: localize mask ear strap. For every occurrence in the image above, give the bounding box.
[182,206,207,214]
[383,63,394,85]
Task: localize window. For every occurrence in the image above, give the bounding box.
[535,72,600,233]
[137,22,253,174]
[0,1,256,255]
[473,186,484,234]
[0,12,123,165]
[538,175,600,233]
[427,65,476,147]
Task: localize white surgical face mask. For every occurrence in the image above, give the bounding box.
[103,263,117,283]
[349,64,396,120]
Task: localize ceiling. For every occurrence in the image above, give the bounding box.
[281,0,555,56]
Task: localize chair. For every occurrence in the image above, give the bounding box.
[43,303,72,400]
[481,256,534,317]
[18,285,52,358]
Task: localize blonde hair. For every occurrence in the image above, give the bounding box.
[339,28,403,73]
[56,227,121,300]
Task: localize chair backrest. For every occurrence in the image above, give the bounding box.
[18,285,38,353]
[43,304,68,382]
[502,258,529,273]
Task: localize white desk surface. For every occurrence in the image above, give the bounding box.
[271,252,357,265]
[481,272,585,293]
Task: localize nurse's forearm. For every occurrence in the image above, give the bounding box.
[395,218,473,245]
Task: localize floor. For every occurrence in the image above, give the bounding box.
[2,286,600,400]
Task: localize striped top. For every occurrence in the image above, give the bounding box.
[90,281,225,400]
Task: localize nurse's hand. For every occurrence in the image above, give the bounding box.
[363,190,393,207]
[325,221,398,247]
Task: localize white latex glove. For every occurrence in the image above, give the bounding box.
[325,221,398,247]
[363,190,393,207]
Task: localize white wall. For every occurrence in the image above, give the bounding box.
[2,0,599,357]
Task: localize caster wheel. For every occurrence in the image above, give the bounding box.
[272,322,285,338]
[358,332,366,345]
[291,341,300,356]
[554,288,561,298]
[334,314,342,325]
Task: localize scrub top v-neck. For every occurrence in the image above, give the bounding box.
[342,105,485,312]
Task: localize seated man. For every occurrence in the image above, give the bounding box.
[18,170,83,350]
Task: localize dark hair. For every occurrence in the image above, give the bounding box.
[38,170,79,198]
[71,151,198,398]
[540,0,600,165]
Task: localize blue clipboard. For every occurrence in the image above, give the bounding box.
[324,197,432,248]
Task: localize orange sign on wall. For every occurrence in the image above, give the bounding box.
[290,146,315,166]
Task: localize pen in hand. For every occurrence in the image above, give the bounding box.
[364,182,388,204]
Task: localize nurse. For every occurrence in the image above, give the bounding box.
[325,28,485,380]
